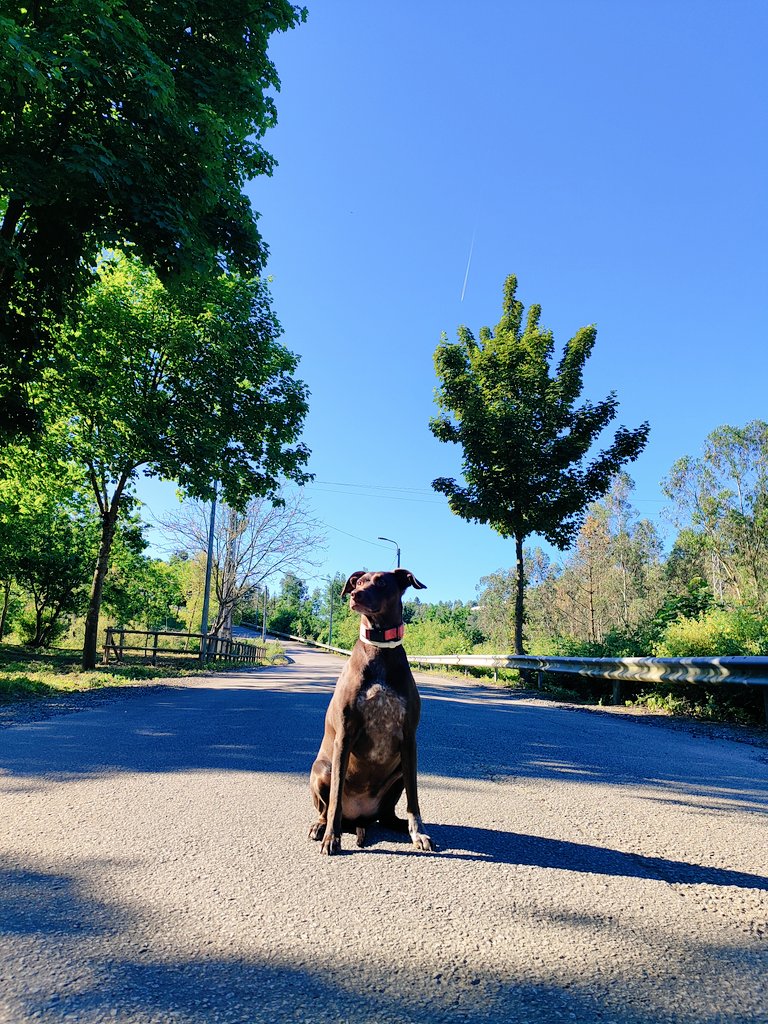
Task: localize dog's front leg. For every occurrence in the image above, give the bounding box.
[401,734,434,852]
[321,730,352,856]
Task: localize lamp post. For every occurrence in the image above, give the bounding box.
[377,536,401,568]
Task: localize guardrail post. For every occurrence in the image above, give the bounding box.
[611,680,622,705]
[152,631,159,666]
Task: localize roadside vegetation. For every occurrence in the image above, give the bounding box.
[0,14,765,730]
[0,641,287,704]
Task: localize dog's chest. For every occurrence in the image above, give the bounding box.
[356,682,407,762]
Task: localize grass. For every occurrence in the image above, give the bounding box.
[0,641,285,703]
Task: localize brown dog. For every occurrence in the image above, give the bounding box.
[308,569,434,855]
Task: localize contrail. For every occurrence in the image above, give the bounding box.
[460,229,476,302]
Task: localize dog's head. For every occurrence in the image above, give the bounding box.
[341,569,426,622]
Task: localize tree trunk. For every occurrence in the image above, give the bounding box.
[0,580,11,640]
[82,504,120,670]
[514,533,526,655]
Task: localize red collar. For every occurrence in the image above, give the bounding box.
[360,623,405,644]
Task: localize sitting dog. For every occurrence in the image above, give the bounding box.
[308,569,434,855]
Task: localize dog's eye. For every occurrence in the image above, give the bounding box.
[374,577,386,588]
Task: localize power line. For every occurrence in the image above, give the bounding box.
[320,521,393,549]
[315,479,434,494]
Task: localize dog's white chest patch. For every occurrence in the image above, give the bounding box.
[356,683,406,762]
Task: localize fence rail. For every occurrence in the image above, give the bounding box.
[267,630,768,720]
[102,628,265,666]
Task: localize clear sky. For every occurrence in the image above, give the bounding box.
[138,0,767,603]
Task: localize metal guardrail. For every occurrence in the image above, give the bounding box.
[267,629,768,720]
[264,628,351,657]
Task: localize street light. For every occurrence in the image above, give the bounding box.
[378,536,401,568]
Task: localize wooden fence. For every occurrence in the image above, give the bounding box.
[102,628,265,666]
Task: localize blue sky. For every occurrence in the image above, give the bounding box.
[139,0,767,603]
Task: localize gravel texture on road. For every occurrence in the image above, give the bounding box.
[1,643,767,1023]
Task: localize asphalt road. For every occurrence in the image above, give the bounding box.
[1,642,767,1024]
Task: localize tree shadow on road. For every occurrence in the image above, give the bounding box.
[418,823,768,890]
[2,852,760,1024]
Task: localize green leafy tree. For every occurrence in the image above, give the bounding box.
[474,569,517,650]
[662,421,768,609]
[0,0,305,437]
[43,252,310,669]
[268,572,318,636]
[431,274,650,653]
[0,439,99,647]
[104,553,187,631]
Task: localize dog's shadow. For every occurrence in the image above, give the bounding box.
[360,822,768,890]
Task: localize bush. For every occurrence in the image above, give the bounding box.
[16,609,71,649]
[404,619,474,655]
[656,608,768,657]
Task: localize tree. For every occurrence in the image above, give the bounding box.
[474,569,517,650]
[522,476,664,652]
[102,538,187,631]
[0,438,100,646]
[160,488,325,634]
[430,274,650,653]
[662,421,768,609]
[44,252,310,669]
[269,572,319,637]
[0,1,305,437]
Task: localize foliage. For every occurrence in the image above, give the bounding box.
[626,683,761,726]
[161,488,324,634]
[0,438,100,646]
[662,421,768,609]
[473,569,517,650]
[430,274,649,652]
[402,618,475,655]
[0,642,272,702]
[524,475,664,651]
[656,607,768,657]
[268,572,323,638]
[52,253,311,509]
[103,552,186,630]
[40,251,310,667]
[0,0,306,436]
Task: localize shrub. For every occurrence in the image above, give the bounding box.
[656,607,768,657]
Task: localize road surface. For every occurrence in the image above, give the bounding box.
[1,641,767,1023]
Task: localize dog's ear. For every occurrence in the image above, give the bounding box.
[341,571,366,598]
[393,569,427,592]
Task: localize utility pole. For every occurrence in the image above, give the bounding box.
[199,485,217,662]
[378,536,401,568]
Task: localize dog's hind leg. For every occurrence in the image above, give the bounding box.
[376,779,409,834]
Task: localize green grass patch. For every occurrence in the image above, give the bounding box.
[0,642,272,704]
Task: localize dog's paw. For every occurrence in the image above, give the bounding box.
[308,821,325,841]
[356,827,366,848]
[320,834,341,856]
[412,832,435,853]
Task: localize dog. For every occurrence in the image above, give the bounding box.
[308,569,435,855]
